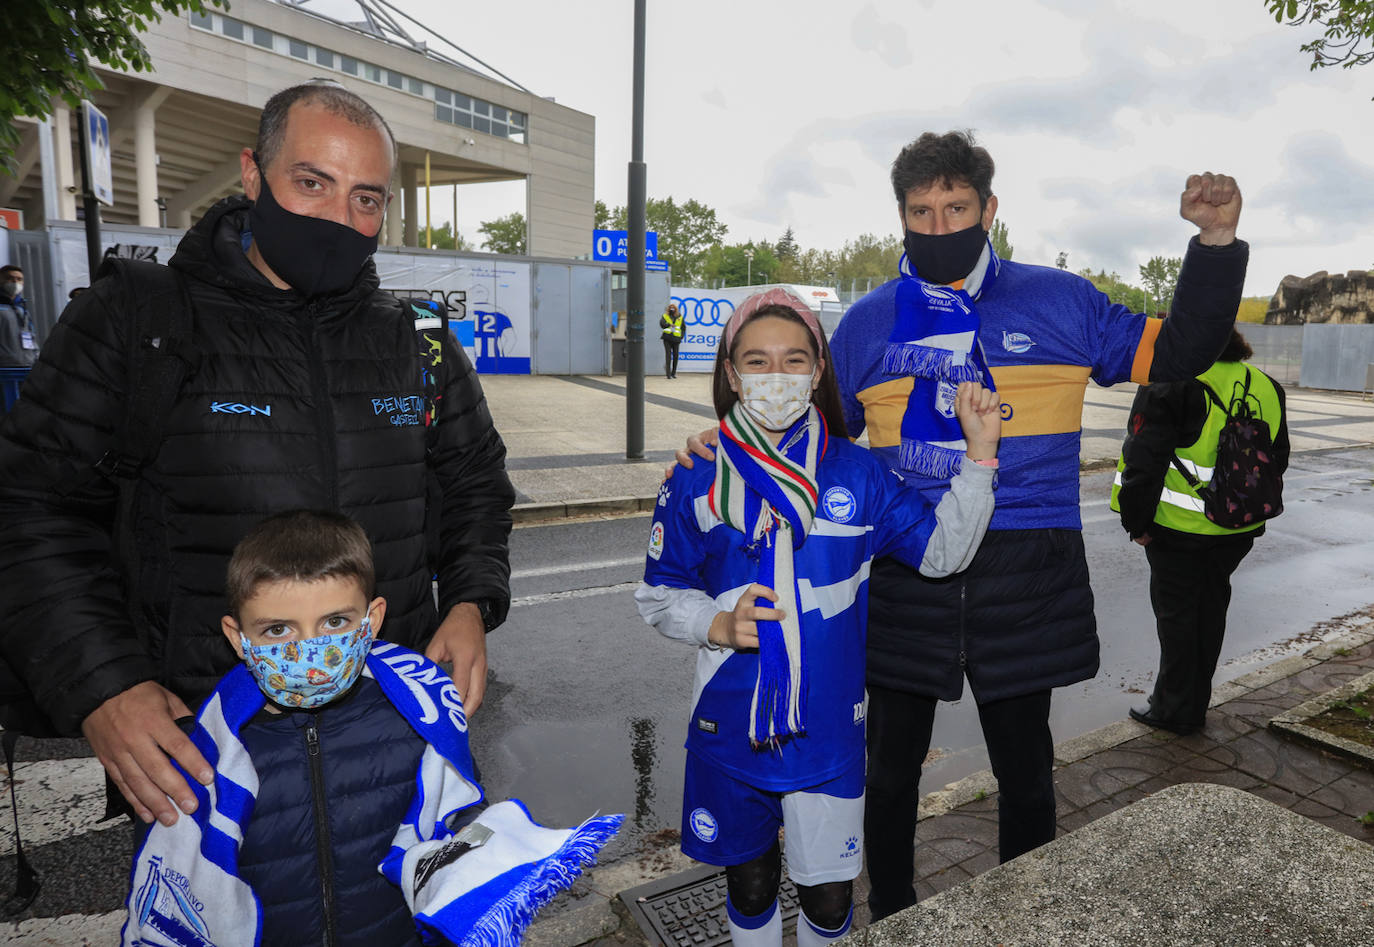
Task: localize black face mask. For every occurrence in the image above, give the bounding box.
[247,158,380,297]
[903,222,987,285]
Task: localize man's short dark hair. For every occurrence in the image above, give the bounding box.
[225,509,375,618]
[891,131,995,209]
[1,265,21,279]
[255,82,397,172]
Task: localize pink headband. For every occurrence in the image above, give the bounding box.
[723,288,825,353]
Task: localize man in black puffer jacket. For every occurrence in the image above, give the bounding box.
[0,82,514,830]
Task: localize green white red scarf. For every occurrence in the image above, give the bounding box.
[709,402,828,745]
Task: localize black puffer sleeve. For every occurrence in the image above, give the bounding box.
[428,333,516,631]
[1149,237,1249,382]
[0,277,156,734]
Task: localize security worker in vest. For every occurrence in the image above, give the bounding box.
[660,302,685,378]
[1110,328,1288,734]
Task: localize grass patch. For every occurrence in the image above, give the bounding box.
[1305,688,1374,748]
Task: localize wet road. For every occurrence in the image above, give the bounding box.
[476,445,1374,856]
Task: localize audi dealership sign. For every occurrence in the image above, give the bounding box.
[667,284,843,373]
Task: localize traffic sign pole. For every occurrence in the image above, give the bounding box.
[626,0,646,461]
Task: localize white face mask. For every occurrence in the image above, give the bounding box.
[735,371,815,431]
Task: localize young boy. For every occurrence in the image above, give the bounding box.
[122,509,619,947]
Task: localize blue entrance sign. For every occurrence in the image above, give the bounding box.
[593,229,659,264]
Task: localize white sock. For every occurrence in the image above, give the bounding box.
[795,905,853,946]
[726,897,782,947]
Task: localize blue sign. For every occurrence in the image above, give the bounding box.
[593,229,658,264]
[646,260,669,271]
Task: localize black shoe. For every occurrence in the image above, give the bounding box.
[1129,704,1201,735]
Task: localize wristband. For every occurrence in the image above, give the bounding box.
[972,457,999,468]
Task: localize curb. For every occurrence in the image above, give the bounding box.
[513,495,658,525]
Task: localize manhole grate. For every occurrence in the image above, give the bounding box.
[620,862,800,946]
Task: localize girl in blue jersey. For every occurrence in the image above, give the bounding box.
[636,288,1000,945]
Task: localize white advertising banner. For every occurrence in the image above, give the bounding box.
[375,252,532,374]
[667,283,842,373]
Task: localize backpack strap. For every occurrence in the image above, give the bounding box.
[406,297,448,453]
[51,261,201,496]
[94,260,202,481]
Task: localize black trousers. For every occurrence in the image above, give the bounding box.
[863,685,1056,921]
[1143,532,1254,728]
[662,337,680,377]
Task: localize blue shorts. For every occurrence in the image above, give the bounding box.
[680,755,865,885]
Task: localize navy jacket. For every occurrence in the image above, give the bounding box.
[235,676,424,946]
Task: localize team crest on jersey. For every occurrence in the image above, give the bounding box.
[822,486,856,524]
[689,807,719,843]
[1002,330,1036,354]
[647,521,665,560]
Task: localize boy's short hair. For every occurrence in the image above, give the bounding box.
[226,510,375,617]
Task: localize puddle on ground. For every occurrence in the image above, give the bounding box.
[472,715,686,861]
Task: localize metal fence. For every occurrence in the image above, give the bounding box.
[1297,323,1374,392]
[1241,324,1302,387]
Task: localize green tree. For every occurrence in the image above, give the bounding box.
[607,196,728,283]
[1079,268,1146,312]
[478,212,526,255]
[777,246,841,286]
[991,220,1014,261]
[1138,255,1182,315]
[775,226,799,261]
[1268,0,1374,71]
[1236,297,1271,323]
[702,242,782,287]
[1,0,225,171]
[593,199,611,230]
[837,233,904,280]
[425,222,471,251]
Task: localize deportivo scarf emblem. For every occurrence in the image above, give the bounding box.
[884,239,999,479]
[709,402,828,746]
[121,642,621,947]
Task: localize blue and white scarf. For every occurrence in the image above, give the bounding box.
[122,641,622,947]
[884,240,999,478]
[709,403,827,746]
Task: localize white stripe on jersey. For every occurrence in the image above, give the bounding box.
[695,492,722,533]
[798,560,872,620]
[810,519,874,538]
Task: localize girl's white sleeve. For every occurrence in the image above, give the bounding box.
[918,459,996,577]
[635,584,719,648]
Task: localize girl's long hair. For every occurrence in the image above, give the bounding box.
[710,303,849,438]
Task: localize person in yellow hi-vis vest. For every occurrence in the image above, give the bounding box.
[660,302,685,378]
[1110,328,1288,734]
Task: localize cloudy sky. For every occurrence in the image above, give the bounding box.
[389,0,1371,297]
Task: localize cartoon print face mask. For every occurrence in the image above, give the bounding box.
[239,617,373,708]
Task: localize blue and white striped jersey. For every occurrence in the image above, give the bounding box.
[638,438,995,791]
